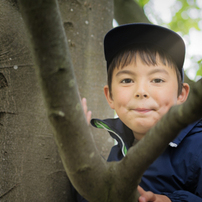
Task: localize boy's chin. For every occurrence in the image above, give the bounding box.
[131,124,156,139]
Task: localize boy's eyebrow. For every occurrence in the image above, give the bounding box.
[148,69,169,75]
[115,70,135,77]
[115,69,169,77]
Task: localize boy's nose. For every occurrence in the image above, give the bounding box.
[136,93,148,98]
[135,84,149,98]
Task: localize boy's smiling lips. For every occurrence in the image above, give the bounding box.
[133,108,154,113]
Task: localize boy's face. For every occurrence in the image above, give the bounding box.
[104,54,189,140]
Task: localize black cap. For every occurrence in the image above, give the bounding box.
[104,23,185,81]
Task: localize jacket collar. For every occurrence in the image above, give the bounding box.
[91,118,134,156]
[91,118,202,150]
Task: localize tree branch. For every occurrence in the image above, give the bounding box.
[114,0,150,25]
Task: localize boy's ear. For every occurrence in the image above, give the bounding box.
[177,83,190,104]
[104,85,115,109]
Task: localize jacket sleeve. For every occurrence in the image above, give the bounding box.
[164,190,202,202]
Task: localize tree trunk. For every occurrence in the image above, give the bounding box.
[0,0,113,201]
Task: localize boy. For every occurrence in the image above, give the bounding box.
[75,23,202,202]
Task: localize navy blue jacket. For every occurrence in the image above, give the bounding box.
[74,118,202,202]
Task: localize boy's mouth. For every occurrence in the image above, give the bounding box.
[134,108,153,113]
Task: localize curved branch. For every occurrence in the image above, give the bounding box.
[114,0,150,25]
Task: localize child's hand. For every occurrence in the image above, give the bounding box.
[81,98,92,125]
[138,186,171,202]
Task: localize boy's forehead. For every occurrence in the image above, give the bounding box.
[115,58,174,71]
[113,55,178,80]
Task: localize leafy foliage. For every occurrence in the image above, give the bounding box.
[168,0,201,35]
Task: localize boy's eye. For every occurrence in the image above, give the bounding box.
[151,78,164,83]
[121,79,133,83]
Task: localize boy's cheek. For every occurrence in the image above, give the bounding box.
[113,95,131,108]
[158,101,174,117]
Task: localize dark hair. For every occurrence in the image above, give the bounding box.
[107,45,183,98]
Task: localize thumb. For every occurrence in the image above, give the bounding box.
[138,186,146,202]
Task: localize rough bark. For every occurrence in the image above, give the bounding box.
[19,0,202,201]
[0,1,71,201]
